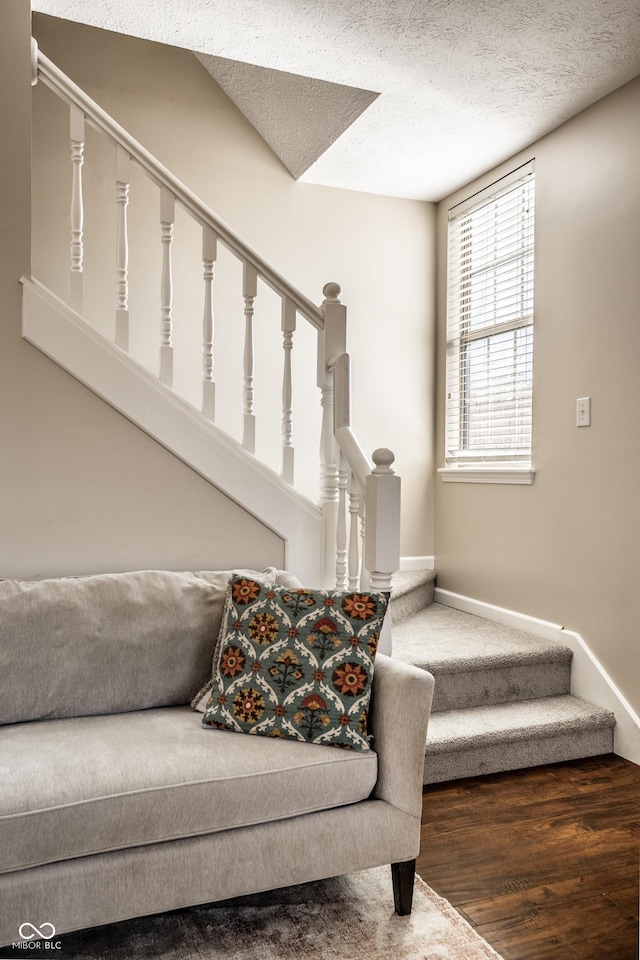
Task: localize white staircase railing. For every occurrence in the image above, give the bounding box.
[31,40,401,592]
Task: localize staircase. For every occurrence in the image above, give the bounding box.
[26,43,401,607]
[391,571,616,783]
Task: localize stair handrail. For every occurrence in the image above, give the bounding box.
[32,42,401,597]
[34,43,324,331]
[330,352,371,490]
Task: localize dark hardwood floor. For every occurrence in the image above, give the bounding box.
[417,755,640,960]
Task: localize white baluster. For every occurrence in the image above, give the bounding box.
[69,104,84,314]
[348,472,361,590]
[159,186,174,387]
[281,297,296,484]
[359,500,370,591]
[202,225,217,421]
[319,380,339,585]
[242,262,257,453]
[115,146,130,351]
[336,453,348,589]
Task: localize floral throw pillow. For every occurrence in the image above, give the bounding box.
[202,576,389,750]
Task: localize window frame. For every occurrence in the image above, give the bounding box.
[439,160,536,485]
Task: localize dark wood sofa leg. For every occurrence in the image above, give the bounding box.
[391,859,416,915]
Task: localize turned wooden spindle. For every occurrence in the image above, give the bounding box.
[281,297,296,484]
[69,104,84,314]
[115,146,130,351]
[159,186,175,388]
[336,455,348,590]
[242,262,258,453]
[202,225,217,421]
[348,474,361,590]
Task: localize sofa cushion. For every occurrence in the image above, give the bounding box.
[0,706,377,874]
[201,577,389,750]
[0,568,286,725]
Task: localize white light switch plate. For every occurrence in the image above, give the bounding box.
[576,397,591,427]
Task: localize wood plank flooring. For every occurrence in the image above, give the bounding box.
[417,754,640,960]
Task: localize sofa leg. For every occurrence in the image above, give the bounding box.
[391,858,416,915]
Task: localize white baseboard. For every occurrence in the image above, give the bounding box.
[435,587,640,766]
[559,627,640,766]
[399,556,435,571]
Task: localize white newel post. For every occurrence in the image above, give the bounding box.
[365,448,401,590]
[365,448,401,655]
[318,283,346,588]
[242,262,258,453]
[281,297,296,484]
[69,104,84,314]
[159,186,175,387]
[202,225,217,421]
[115,146,130,351]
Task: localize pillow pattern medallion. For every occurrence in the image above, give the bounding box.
[202,577,390,750]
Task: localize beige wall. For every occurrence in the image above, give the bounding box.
[1,3,284,580]
[31,14,436,560]
[435,76,640,713]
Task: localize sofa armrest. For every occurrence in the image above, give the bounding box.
[369,654,435,818]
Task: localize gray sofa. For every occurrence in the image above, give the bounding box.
[0,568,434,947]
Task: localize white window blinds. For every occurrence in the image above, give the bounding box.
[446,161,535,465]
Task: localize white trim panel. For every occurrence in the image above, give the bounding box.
[399,556,435,571]
[438,466,535,484]
[22,278,323,585]
[435,586,640,765]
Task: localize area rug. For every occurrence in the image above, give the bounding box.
[48,866,503,960]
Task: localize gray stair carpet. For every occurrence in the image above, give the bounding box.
[425,695,616,783]
[390,600,616,784]
[390,570,435,625]
[392,603,572,711]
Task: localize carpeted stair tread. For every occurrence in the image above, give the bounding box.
[390,570,435,624]
[423,695,615,783]
[393,603,572,673]
[391,594,617,783]
[426,695,615,753]
[392,603,573,710]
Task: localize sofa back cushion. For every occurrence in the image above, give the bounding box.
[0,568,288,725]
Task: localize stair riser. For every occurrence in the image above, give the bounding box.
[423,727,614,784]
[430,660,572,712]
[391,582,435,626]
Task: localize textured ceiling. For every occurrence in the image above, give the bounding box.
[33,0,640,200]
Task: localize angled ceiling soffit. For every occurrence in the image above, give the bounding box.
[195,52,379,180]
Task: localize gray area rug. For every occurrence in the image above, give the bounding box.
[27,867,503,960]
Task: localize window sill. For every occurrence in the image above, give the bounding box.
[438,465,535,484]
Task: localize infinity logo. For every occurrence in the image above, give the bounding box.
[18,922,56,940]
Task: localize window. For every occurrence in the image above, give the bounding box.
[441,161,535,484]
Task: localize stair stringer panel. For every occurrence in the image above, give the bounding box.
[21,277,323,585]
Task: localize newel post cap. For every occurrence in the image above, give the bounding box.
[322,282,342,304]
[372,448,396,475]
